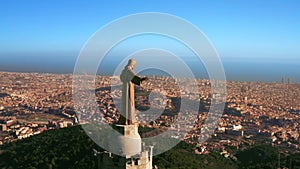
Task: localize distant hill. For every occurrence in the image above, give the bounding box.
[0,125,299,169]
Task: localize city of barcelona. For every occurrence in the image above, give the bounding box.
[1,1,300,169]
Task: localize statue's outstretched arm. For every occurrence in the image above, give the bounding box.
[131,76,148,86]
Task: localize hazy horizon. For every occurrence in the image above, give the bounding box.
[0,57,299,83]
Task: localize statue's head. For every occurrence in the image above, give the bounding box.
[127,59,136,69]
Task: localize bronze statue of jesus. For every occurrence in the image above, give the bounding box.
[119,59,148,125]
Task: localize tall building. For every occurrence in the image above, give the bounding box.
[288,78,291,85]
[244,96,248,109]
[281,77,285,84]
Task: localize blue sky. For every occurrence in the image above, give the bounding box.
[0,0,300,81]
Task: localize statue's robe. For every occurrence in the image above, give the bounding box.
[119,66,142,125]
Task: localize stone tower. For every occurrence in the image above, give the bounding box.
[98,124,154,169]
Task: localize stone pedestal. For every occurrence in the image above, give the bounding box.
[99,124,154,169]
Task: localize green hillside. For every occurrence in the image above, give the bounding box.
[0,126,299,169]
